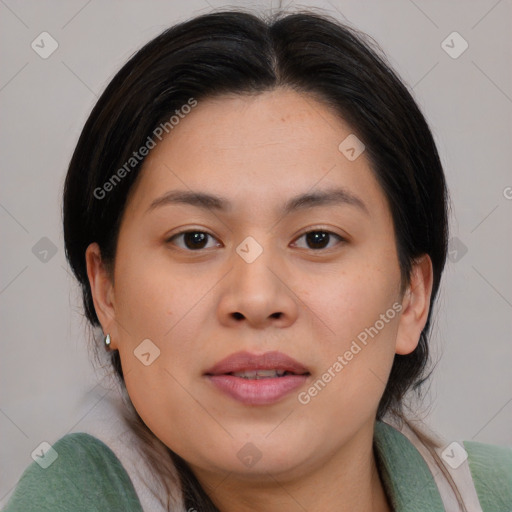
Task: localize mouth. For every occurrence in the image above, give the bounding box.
[226,369,305,379]
[204,351,311,405]
[204,350,310,376]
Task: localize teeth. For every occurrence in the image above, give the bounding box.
[231,369,287,379]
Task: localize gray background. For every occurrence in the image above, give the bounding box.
[1,0,511,505]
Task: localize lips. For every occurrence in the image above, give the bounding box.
[204,350,310,376]
[204,351,310,405]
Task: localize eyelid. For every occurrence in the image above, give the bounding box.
[292,225,348,240]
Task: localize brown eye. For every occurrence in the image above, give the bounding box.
[293,230,344,250]
[168,231,220,251]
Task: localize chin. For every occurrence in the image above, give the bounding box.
[197,434,315,479]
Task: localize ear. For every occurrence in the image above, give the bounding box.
[85,243,119,350]
[395,255,434,355]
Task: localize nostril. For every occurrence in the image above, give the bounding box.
[232,312,244,320]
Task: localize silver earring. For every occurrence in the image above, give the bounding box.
[104,333,111,348]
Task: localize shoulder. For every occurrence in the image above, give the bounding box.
[463,440,512,512]
[3,432,143,512]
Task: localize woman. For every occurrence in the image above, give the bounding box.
[4,9,511,512]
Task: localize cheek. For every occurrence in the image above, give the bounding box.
[112,248,213,434]
[302,257,400,347]
[297,255,401,410]
[121,345,220,466]
[113,246,183,341]
[297,286,400,437]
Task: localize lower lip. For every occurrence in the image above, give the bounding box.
[206,374,309,405]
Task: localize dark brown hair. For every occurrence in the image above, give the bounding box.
[63,9,449,511]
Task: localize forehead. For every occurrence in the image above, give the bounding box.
[126,88,389,219]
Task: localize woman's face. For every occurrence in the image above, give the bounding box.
[87,88,431,482]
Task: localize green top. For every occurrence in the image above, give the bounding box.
[4,422,512,511]
[4,433,143,512]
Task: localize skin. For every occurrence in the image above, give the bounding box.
[86,88,433,512]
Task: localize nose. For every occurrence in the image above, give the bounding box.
[217,238,299,330]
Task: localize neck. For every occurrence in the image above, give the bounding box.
[190,422,392,512]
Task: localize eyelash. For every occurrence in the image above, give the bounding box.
[166,229,346,252]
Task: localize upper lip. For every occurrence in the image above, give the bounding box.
[204,350,310,375]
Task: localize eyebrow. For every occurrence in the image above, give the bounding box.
[147,187,369,216]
